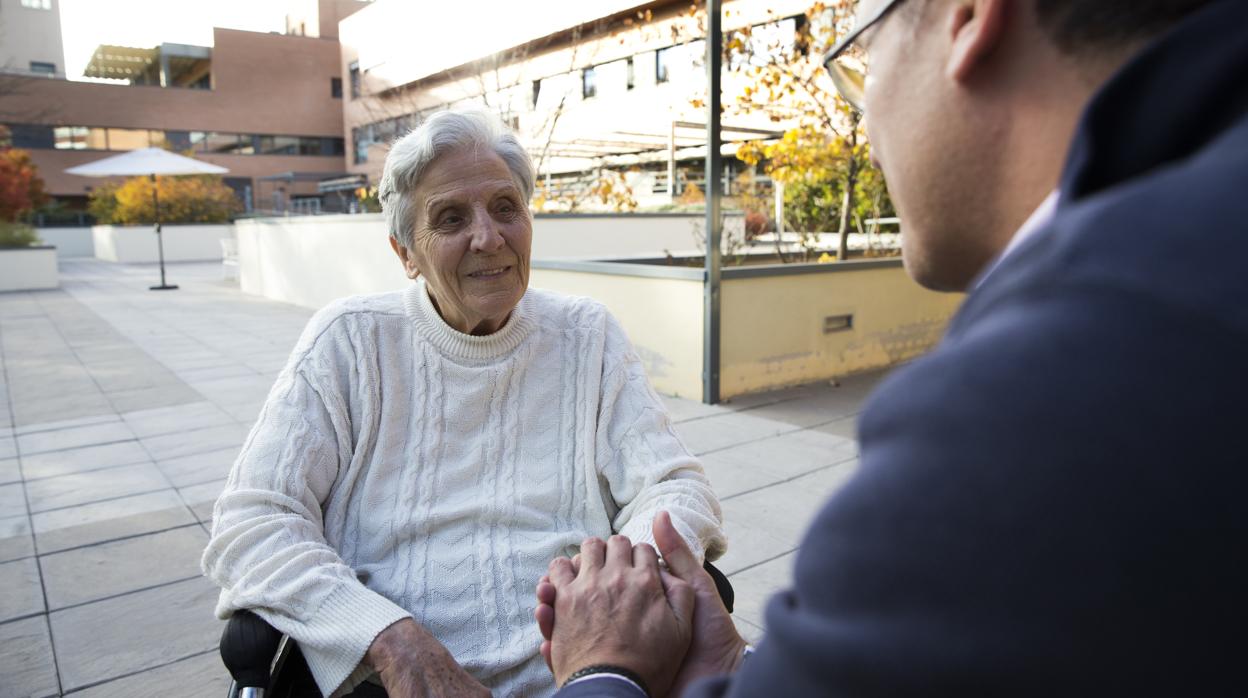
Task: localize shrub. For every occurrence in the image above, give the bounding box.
[0,148,49,223]
[0,222,41,248]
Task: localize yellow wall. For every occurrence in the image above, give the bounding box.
[719,264,964,399]
[529,269,704,399]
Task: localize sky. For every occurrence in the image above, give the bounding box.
[58,0,290,79]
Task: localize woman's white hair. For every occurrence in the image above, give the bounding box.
[378,108,535,249]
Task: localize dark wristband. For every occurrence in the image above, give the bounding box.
[563,664,651,696]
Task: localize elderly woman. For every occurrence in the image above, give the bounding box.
[202,108,725,698]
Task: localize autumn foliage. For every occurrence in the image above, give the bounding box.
[0,148,48,223]
[88,175,241,225]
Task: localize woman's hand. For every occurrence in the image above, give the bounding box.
[365,618,490,698]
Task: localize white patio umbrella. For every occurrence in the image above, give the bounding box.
[66,148,229,291]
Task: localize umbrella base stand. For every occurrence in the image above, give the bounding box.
[149,284,179,291]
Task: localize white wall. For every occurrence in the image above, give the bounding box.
[36,227,94,257]
[0,247,58,292]
[236,215,409,310]
[92,224,234,263]
[235,212,742,310]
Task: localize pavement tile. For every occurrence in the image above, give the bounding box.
[1,456,20,485]
[1,481,27,516]
[0,556,45,622]
[122,401,236,440]
[25,463,169,513]
[699,451,788,499]
[140,424,248,462]
[708,429,858,484]
[69,650,231,698]
[13,414,121,436]
[105,383,204,415]
[812,414,859,440]
[41,526,209,610]
[50,576,223,692]
[31,490,196,554]
[0,616,60,698]
[20,440,152,481]
[0,514,35,563]
[157,447,238,488]
[220,401,263,424]
[659,394,730,423]
[16,422,137,457]
[178,479,226,523]
[8,394,117,430]
[0,436,15,460]
[727,551,797,632]
[188,375,276,407]
[175,363,260,383]
[715,512,795,577]
[734,616,765,644]
[674,412,800,456]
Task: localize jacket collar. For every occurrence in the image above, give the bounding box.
[1060,0,1248,202]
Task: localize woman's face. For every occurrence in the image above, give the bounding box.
[390,146,532,335]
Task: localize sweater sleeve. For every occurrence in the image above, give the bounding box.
[595,313,726,563]
[201,363,411,697]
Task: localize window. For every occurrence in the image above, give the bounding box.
[352,125,373,164]
[7,124,54,149]
[626,57,635,90]
[531,80,541,108]
[582,66,597,99]
[21,0,53,9]
[331,77,343,99]
[656,47,673,83]
[105,128,152,151]
[349,61,361,98]
[29,61,56,76]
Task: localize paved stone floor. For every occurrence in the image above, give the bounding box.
[0,260,888,697]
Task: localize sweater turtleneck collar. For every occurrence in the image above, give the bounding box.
[402,277,535,361]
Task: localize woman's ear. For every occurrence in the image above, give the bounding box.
[389,236,421,279]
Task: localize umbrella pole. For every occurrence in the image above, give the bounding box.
[149,173,178,291]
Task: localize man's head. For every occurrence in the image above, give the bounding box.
[844,0,1215,290]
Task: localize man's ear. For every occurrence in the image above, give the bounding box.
[389,236,421,279]
[946,0,1009,83]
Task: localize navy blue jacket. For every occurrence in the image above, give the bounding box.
[558,1,1248,695]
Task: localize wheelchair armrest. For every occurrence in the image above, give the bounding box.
[703,560,734,614]
[221,609,284,690]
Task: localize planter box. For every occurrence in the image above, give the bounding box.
[35,227,95,257]
[92,224,234,263]
[0,246,58,291]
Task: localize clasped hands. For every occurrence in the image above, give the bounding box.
[535,512,748,697]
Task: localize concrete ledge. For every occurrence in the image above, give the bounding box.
[92,224,233,263]
[36,227,95,258]
[0,246,59,291]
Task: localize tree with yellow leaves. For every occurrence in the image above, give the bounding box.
[88,175,241,225]
[724,2,894,261]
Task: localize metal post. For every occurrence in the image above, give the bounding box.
[149,173,178,290]
[668,120,677,203]
[703,0,723,405]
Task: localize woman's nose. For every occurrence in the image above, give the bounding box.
[468,212,506,253]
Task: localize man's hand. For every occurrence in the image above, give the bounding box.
[364,618,490,698]
[543,534,695,694]
[536,513,747,696]
[651,511,748,696]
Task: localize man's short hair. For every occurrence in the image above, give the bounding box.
[1035,0,1216,53]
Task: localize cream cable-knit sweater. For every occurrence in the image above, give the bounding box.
[202,278,726,697]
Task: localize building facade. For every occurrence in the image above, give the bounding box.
[338,0,816,209]
[0,2,371,215]
[0,0,66,78]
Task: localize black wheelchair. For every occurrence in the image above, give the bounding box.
[222,561,735,698]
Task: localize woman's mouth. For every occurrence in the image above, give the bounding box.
[468,266,511,279]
